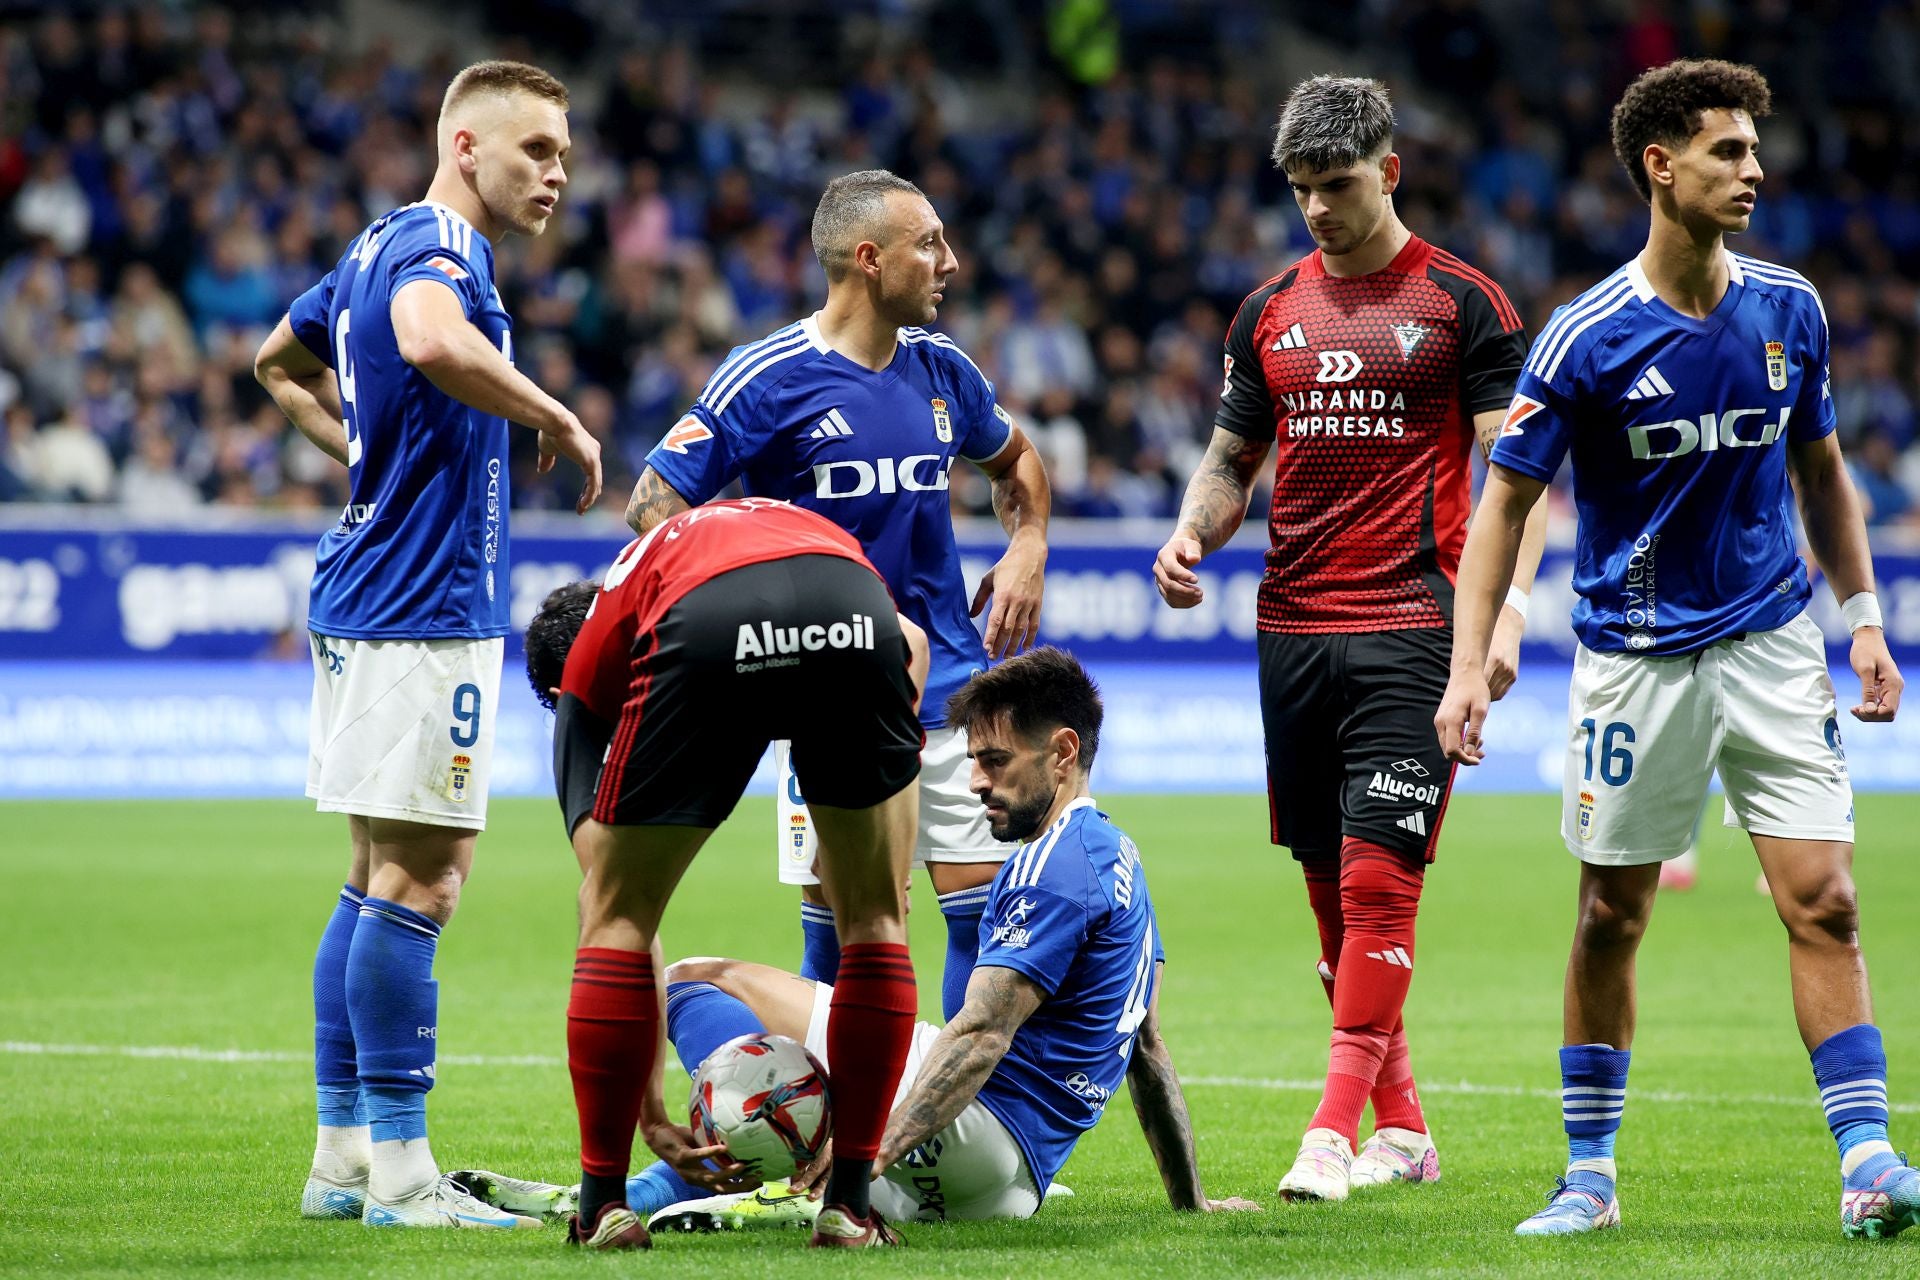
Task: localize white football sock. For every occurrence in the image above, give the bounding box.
[1843,1140,1897,1180]
[311,1124,371,1182]
[369,1136,439,1203]
[1567,1156,1617,1182]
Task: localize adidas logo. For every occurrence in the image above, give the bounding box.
[1366,946,1413,969]
[1270,322,1307,351]
[1625,366,1674,400]
[810,408,854,439]
[1395,811,1428,837]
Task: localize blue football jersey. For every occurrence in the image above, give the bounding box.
[288,201,515,639]
[643,317,1013,728]
[970,799,1160,1191]
[1492,252,1834,654]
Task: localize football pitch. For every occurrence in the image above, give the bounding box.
[5,794,1918,1278]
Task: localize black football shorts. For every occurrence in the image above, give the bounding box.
[554,554,921,835]
[1256,627,1457,864]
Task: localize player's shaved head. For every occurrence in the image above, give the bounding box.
[525,580,597,711]
[947,647,1104,773]
[437,59,570,158]
[1611,59,1772,203]
[811,169,927,281]
[1271,75,1395,175]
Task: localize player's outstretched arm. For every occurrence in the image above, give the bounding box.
[1437,463,1546,763]
[1474,407,1551,701]
[1790,433,1903,721]
[254,315,348,466]
[870,965,1043,1172]
[1154,427,1272,608]
[1125,972,1261,1213]
[622,465,693,535]
[389,279,602,513]
[970,426,1051,659]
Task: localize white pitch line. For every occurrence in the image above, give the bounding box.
[5,1042,1914,1115]
[1185,1073,1920,1115]
[0,1041,563,1068]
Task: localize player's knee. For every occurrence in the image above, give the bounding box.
[1575,892,1652,950]
[1778,875,1859,944]
[664,956,735,987]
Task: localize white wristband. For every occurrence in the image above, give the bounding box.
[1504,584,1530,622]
[1841,591,1883,633]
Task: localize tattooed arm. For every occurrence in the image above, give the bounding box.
[873,966,1045,1170]
[623,465,694,535]
[1125,969,1260,1212]
[1153,427,1273,608]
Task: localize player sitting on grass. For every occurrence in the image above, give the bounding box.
[457,648,1258,1229]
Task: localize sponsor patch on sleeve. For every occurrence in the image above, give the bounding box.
[661,415,715,454]
[1500,394,1545,437]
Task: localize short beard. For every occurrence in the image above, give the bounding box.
[989,786,1055,843]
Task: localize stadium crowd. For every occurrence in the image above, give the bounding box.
[3,1,1920,531]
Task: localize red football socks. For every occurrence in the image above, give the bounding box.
[827,942,918,1162]
[1308,840,1425,1145]
[567,947,657,1185]
[1302,857,1428,1136]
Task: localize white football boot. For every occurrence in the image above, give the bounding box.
[1277,1127,1353,1203]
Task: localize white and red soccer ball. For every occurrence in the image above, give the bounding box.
[689,1032,832,1179]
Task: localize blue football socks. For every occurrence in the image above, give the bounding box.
[345,898,441,1147]
[937,885,991,1021]
[798,901,840,984]
[314,884,365,1130]
[1560,1043,1629,1199]
[1814,1023,1899,1183]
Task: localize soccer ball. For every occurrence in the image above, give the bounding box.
[688,1032,832,1178]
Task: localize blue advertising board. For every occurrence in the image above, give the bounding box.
[4,509,1919,664]
[1,510,1916,798]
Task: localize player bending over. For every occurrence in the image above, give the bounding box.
[254,60,601,1231]
[524,498,931,1249]
[1437,59,1913,1239]
[460,648,1259,1230]
[621,169,1051,1024]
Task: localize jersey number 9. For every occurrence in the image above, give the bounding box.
[335,307,362,469]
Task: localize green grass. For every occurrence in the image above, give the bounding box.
[3,794,1919,1277]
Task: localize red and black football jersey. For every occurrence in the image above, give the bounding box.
[561,497,879,721]
[1216,235,1526,634]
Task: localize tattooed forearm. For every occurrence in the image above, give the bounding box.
[1474,407,1504,461]
[1175,428,1272,554]
[875,967,1041,1167]
[624,466,692,534]
[1127,1029,1206,1210]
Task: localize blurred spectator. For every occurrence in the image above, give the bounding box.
[11,400,114,502]
[118,422,205,513]
[0,2,1913,531]
[1852,431,1916,529]
[12,150,89,253]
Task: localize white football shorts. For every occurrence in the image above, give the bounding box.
[803,980,1041,1221]
[1561,612,1854,865]
[306,632,503,830]
[774,725,1012,886]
